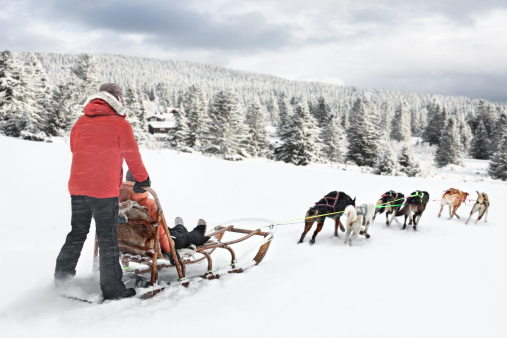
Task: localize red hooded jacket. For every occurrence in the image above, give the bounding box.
[68,93,149,198]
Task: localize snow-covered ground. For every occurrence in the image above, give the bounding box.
[1,135,506,338]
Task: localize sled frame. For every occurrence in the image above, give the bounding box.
[93,187,273,286]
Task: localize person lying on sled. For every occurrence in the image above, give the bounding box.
[119,171,210,264]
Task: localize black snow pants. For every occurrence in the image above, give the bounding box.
[55,196,127,299]
[170,224,192,250]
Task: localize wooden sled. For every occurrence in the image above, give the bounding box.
[93,187,273,289]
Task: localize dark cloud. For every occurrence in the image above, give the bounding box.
[28,0,294,52]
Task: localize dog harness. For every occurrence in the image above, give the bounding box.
[356,205,369,226]
[316,191,340,210]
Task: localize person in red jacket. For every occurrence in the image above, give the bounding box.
[120,171,210,264]
[55,83,150,300]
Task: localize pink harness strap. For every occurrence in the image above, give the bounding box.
[317,192,340,210]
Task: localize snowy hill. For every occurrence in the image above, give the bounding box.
[1,135,506,338]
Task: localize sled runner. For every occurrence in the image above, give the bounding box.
[93,187,273,295]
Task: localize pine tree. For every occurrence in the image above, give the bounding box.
[277,92,291,131]
[490,113,507,156]
[0,50,43,139]
[379,102,394,139]
[46,83,73,136]
[204,91,249,159]
[346,97,382,167]
[24,53,52,138]
[470,121,490,159]
[434,117,464,167]
[245,99,268,157]
[274,96,321,166]
[375,144,400,176]
[68,54,100,126]
[125,86,147,143]
[398,144,422,177]
[488,131,507,180]
[266,96,279,126]
[321,112,343,163]
[314,96,332,128]
[457,115,473,154]
[183,85,207,148]
[391,102,411,142]
[168,108,191,150]
[422,104,447,146]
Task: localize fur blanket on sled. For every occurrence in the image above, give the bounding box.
[116,201,197,261]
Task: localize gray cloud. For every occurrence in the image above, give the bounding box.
[1,0,507,102]
[27,0,295,52]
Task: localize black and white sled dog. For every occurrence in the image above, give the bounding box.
[374,190,405,226]
[343,204,374,246]
[465,191,490,225]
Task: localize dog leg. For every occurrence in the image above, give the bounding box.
[465,208,476,225]
[402,214,408,230]
[448,205,452,220]
[310,221,324,244]
[484,209,488,223]
[338,218,345,232]
[334,217,341,238]
[438,205,444,218]
[344,227,351,245]
[298,220,314,244]
[349,224,360,246]
[363,220,371,239]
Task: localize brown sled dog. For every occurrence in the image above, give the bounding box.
[438,188,470,220]
[465,191,490,225]
[298,191,355,244]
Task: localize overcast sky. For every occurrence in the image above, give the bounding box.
[1,0,507,102]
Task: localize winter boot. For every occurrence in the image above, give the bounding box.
[189,219,211,246]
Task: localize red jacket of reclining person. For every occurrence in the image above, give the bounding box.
[119,182,171,253]
[68,94,149,198]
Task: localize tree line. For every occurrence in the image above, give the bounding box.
[1,50,506,180]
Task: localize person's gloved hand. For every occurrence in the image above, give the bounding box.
[133,176,151,193]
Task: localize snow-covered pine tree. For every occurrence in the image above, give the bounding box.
[245,98,268,157]
[434,116,464,167]
[204,90,249,160]
[379,102,394,139]
[488,131,507,180]
[346,97,382,167]
[0,50,43,139]
[167,107,191,150]
[274,96,321,166]
[46,83,72,136]
[490,113,507,156]
[375,143,400,176]
[457,114,473,155]
[470,120,490,160]
[277,91,291,130]
[422,104,447,146]
[473,100,499,136]
[321,112,343,163]
[266,96,280,126]
[391,102,411,142]
[68,54,100,126]
[71,53,100,97]
[341,106,350,131]
[183,85,208,148]
[314,96,332,128]
[398,144,422,177]
[23,53,52,139]
[125,86,147,143]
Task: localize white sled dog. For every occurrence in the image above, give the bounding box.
[343,204,374,246]
[465,191,490,225]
